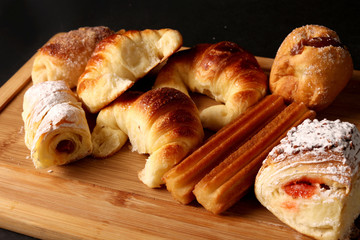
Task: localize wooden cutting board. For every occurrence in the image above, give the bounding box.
[0,54,359,240]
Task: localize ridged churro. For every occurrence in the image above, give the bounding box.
[163,95,286,204]
[193,101,316,214]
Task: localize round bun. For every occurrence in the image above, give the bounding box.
[269,24,353,111]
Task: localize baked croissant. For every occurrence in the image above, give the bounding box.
[31,26,114,88]
[77,28,183,113]
[22,80,92,168]
[91,87,204,188]
[255,119,360,240]
[154,41,268,130]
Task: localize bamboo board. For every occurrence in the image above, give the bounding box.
[0,54,359,240]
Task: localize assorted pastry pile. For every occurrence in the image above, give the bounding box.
[22,24,358,239]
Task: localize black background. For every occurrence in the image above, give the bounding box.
[0,0,359,239]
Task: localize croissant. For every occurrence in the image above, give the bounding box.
[77,28,183,113]
[154,41,268,130]
[31,26,114,88]
[91,87,204,188]
[255,119,360,240]
[22,80,92,168]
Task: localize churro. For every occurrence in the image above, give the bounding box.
[193,101,315,214]
[163,95,286,204]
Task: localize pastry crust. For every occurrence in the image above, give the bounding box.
[31,26,114,88]
[270,25,353,111]
[77,28,183,113]
[91,87,204,188]
[255,119,360,240]
[154,41,268,131]
[22,80,92,168]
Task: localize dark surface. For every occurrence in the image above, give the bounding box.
[1,0,360,86]
[0,0,359,239]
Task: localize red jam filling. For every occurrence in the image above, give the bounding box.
[282,177,328,199]
[290,37,344,55]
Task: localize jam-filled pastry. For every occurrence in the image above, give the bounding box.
[22,80,92,168]
[270,25,353,111]
[31,26,114,88]
[77,28,183,113]
[154,41,268,131]
[255,119,360,240]
[91,87,204,188]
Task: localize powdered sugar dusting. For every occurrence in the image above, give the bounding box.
[22,80,90,156]
[33,91,78,125]
[23,80,69,110]
[31,102,87,151]
[268,119,360,181]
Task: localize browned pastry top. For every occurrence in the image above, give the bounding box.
[40,26,114,63]
[177,41,265,87]
[269,24,353,111]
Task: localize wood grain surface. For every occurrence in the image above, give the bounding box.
[0,55,359,240]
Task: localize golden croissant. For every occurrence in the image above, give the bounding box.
[154,41,268,130]
[91,87,204,188]
[77,28,183,113]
